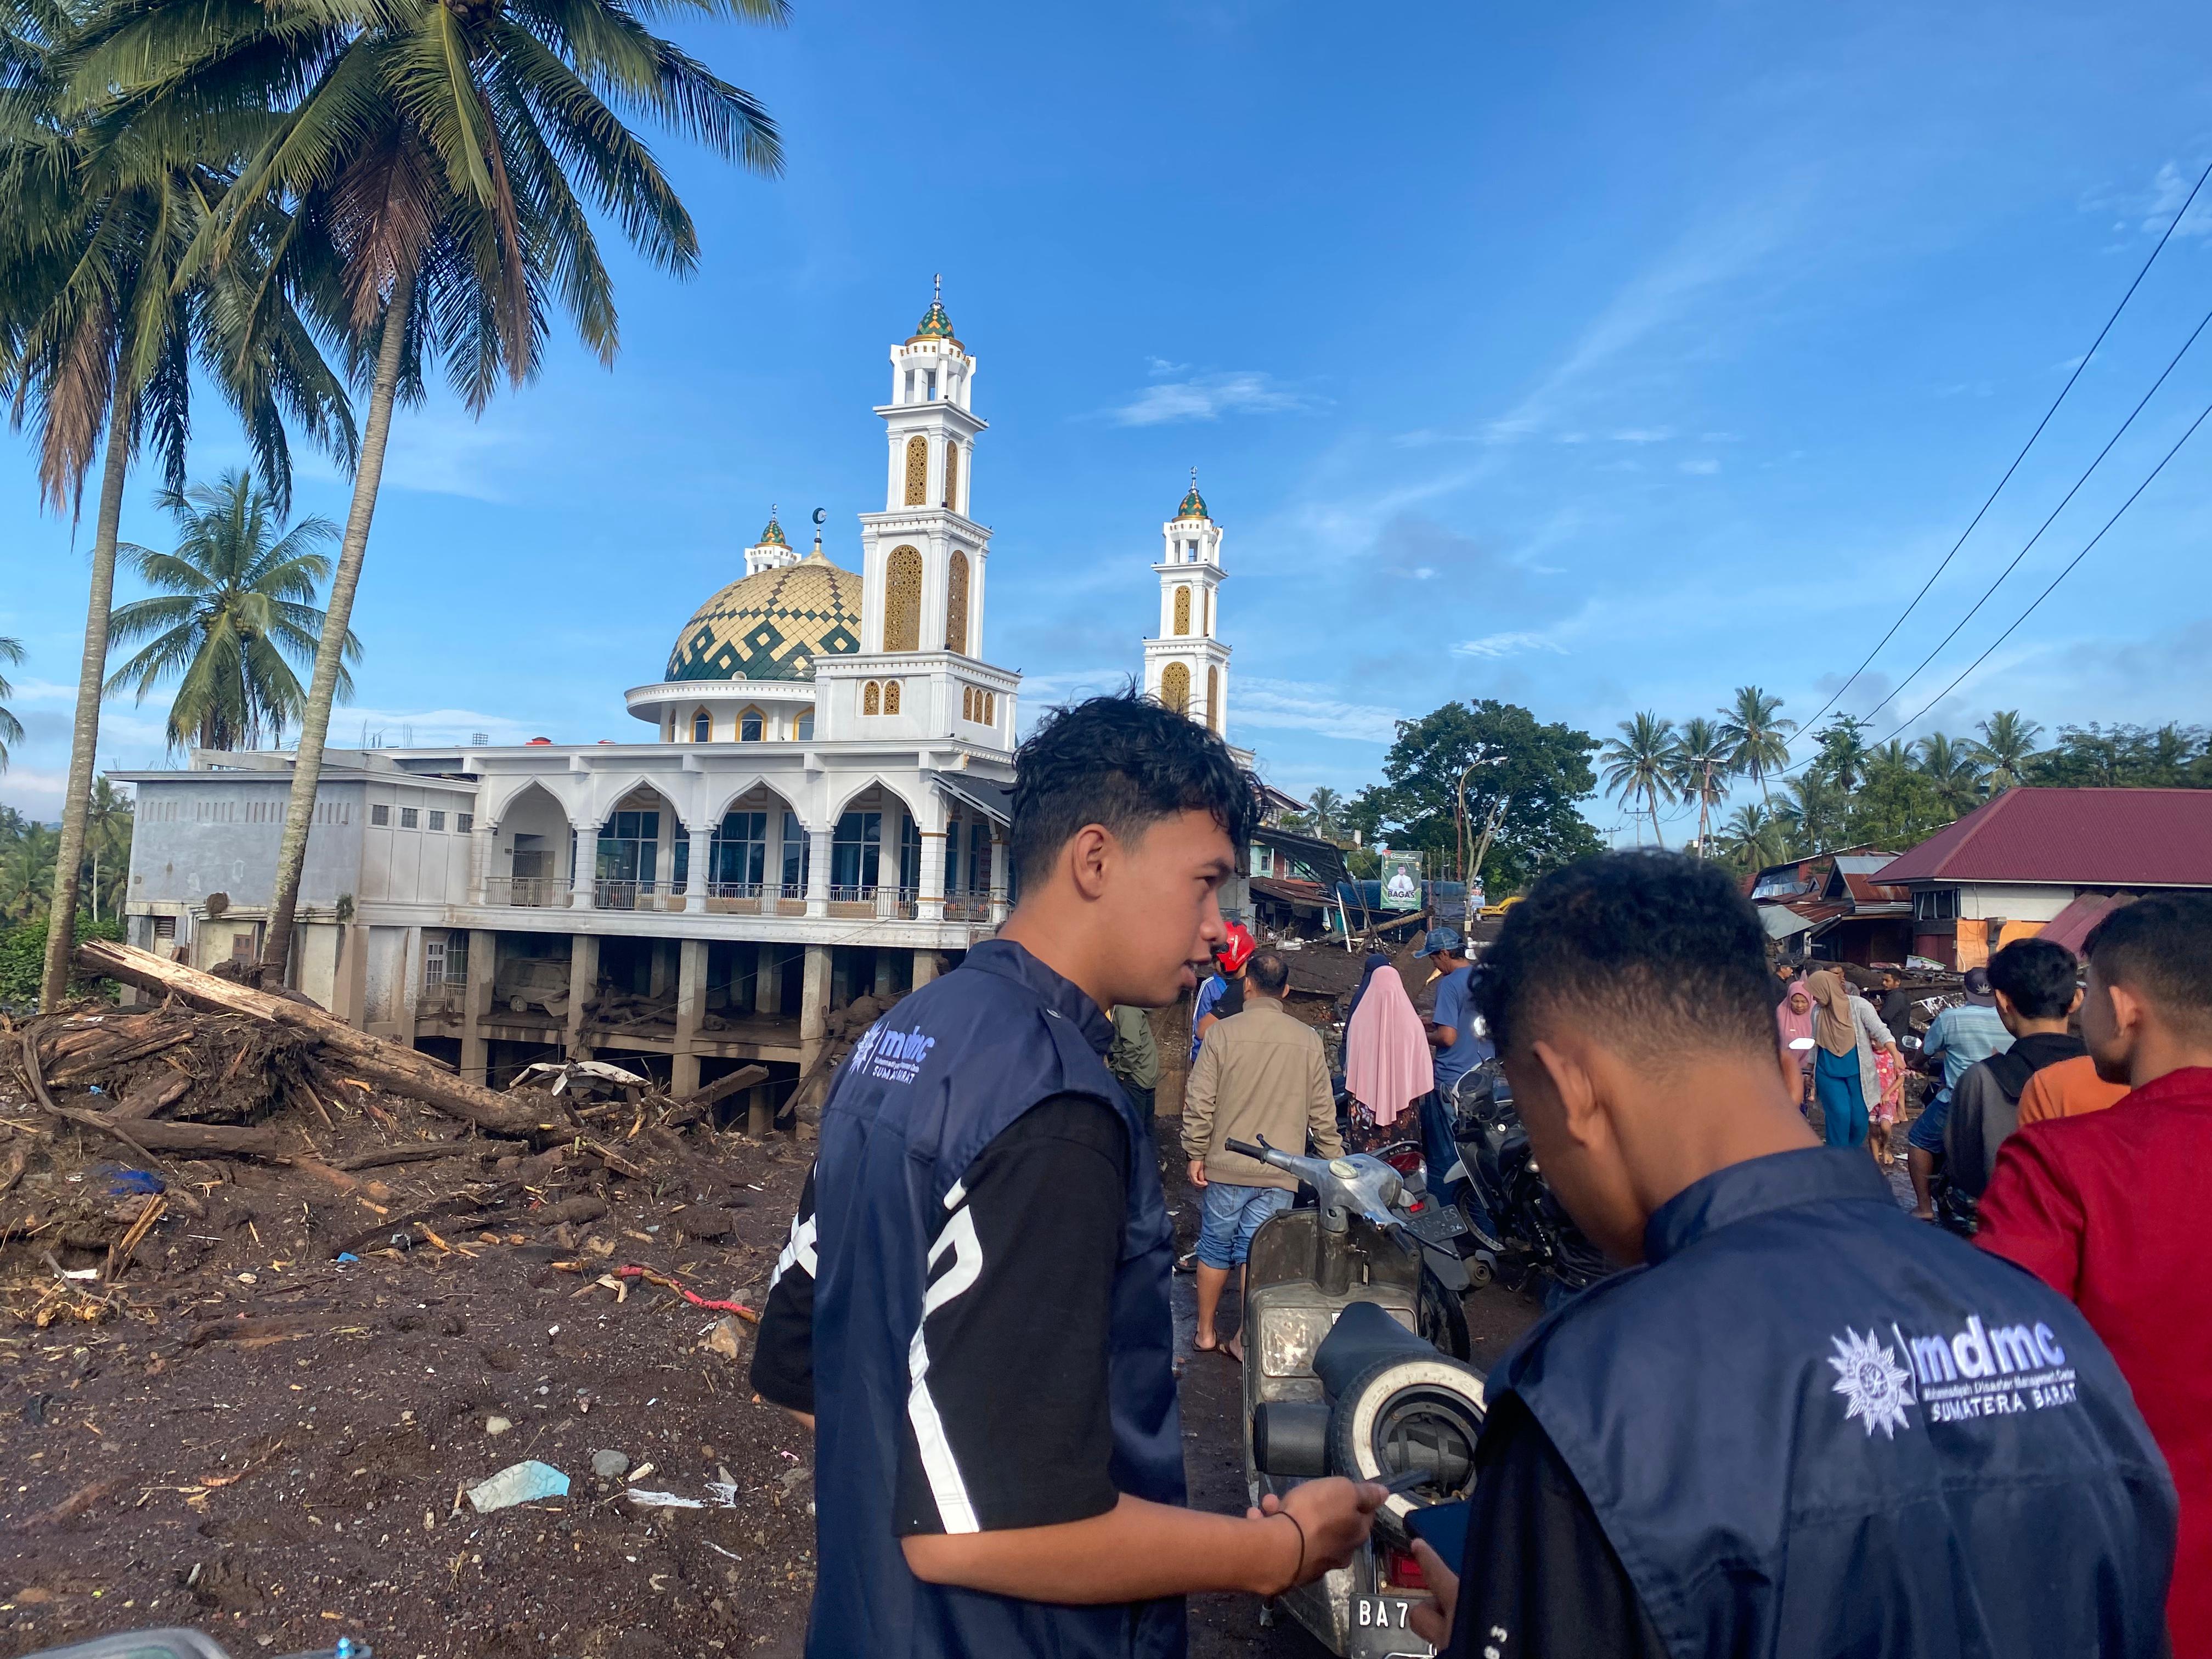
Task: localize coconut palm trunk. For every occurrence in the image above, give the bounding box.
[38,396,130,1009]
[259,275,411,984]
[1645,781,1666,849]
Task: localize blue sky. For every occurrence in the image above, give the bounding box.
[9,0,2212,842]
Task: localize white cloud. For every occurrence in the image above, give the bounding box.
[1232,678,1404,743]
[295,409,522,503]
[1451,631,1568,659]
[1610,427,1674,444]
[1679,457,1721,475]
[1104,373,1325,427]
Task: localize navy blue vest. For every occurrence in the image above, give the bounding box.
[807,940,1187,1658]
[1490,1148,2174,1657]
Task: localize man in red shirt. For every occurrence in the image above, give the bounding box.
[1978,891,2212,1659]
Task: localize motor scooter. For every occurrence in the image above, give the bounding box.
[1234,1135,1488,1658]
[16,1633,365,1658]
[1441,1062,1611,1297]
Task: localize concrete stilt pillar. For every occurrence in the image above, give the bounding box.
[873,946,895,999]
[756,941,782,1015]
[565,933,599,1060]
[461,928,496,1084]
[673,937,707,1097]
[912,949,940,990]
[800,943,832,1050]
[918,831,947,921]
[831,948,850,1011]
[467,822,495,906]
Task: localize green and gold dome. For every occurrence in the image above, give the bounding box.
[1175,479,1210,521]
[665,550,862,683]
[908,296,959,347]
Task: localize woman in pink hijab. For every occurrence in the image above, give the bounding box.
[1775,980,1815,1107]
[1342,964,1435,1151]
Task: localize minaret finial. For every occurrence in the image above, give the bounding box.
[934,273,941,302]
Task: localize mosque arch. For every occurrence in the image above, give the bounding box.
[904,436,928,506]
[1160,662,1190,715]
[944,442,960,511]
[1173,587,1192,636]
[884,680,902,714]
[738,705,766,742]
[946,551,970,655]
[884,545,923,652]
[1206,667,1220,732]
[863,681,881,716]
[691,707,712,743]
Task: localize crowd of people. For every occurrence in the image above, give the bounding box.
[740,690,2204,1659]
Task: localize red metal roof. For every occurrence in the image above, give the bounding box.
[2036,893,2130,956]
[1874,788,2212,889]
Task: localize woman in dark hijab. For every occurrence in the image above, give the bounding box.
[1347,951,1392,1023]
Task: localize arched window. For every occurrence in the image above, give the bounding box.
[740,706,765,742]
[946,551,970,655]
[885,545,923,652]
[944,443,960,511]
[984,691,995,724]
[1173,587,1192,636]
[863,681,881,716]
[904,436,928,506]
[884,680,902,714]
[1160,663,1190,715]
[1204,589,1212,636]
[691,708,712,743]
[794,709,815,741]
[961,686,974,722]
[1206,667,1221,732]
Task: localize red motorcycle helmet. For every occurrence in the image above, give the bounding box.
[1214,922,1256,974]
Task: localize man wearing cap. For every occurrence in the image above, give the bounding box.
[1190,921,1255,1063]
[1906,965,2011,1220]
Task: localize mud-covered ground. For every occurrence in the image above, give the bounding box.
[0,1057,1535,1659]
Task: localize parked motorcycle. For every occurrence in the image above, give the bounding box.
[1441,1060,1611,1297]
[1234,1134,1488,1658]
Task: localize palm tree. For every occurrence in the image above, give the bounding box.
[1306,786,1344,841]
[0,637,23,771]
[1675,715,1730,856]
[70,0,789,983]
[3,35,355,1008]
[1812,714,1873,794]
[81,774,130,923]
[1966,711,2042,793]
[105,471,355,752]
[0,820,58,924]
[1717,803,1789,872]
[1915,732,1985,819]
[1717,686,1796,804]
[1601,712,1681,848]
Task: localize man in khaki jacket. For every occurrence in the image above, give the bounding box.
[1183,949,1342,1361]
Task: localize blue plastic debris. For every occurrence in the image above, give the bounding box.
[105,1167,165,1197]
[467,1459,571,1512]
[336,1252,359,1263]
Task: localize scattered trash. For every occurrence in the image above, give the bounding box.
[485,1416,513,1437]
[629,1461,656,1482]
[705,1317,744,1359]
[591,1449,630,1480]
[466,1460,571,1513]
[55,1267,98,1282]
[776,1465,811,1496]
[105,1167,164,1196]
[235,1272,257,1285]
[336,1252,359,1263]
[613,1264,758,1319]
[625,1489,705,1509]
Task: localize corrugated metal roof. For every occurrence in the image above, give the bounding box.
[1875,788,2212,888]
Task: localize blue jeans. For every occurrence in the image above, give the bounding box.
[1195,1182,1291,1269]
[1815,1046,1869,1149]
[1906,1091,1951,1155]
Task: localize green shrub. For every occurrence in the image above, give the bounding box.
[0,915,124,1012]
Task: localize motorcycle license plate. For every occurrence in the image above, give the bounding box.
[1351,1595,1435,1655]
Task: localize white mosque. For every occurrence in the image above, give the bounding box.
[115,292,1245,1113]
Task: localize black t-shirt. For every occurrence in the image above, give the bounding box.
[1445,1394,1668,1658]
[751,1093,1131,1533]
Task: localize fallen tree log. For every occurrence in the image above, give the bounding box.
[74,941,562,1139]
[670,1064,768,1120]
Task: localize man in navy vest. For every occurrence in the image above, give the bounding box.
[1404,851,2174,1657]
[751,693,1385,1657]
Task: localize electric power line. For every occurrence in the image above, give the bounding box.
[1852,298,2212,727]
[1868,395,2212,745]
[1785,156,2212,746]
